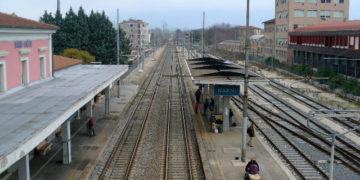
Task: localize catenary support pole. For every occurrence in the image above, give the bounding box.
[202,12,205,58]
[116,8,120,65]
[86,100,93,118]
[18,154,30,180]
[105,87,110,114]
[62,120,71,164]
[330,135,336,180]
[117,80,120,98]
[241,0,250,162]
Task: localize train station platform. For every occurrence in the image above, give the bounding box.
[0,64,128,179]
[0,47,163,180]
[179,49,295,179]
[192,111,295,180]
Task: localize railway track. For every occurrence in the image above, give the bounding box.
[99,48,169,179]
[232,97,328,180]
[268,81,360,136]
[98,47,204,180]
[163,52,194,179]
[248,84,360,175]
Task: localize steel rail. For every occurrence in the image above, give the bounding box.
[99,48,170,179]
[249,85,360,173]
[177,52,194,180]
[269,80,360,136]
[232,97,328,179]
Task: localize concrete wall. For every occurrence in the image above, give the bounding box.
[0,31,52,91]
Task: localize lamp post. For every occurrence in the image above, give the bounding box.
[307,110,360,180]
[241,0,250,162]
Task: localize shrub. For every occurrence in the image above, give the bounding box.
[62,48,95,64]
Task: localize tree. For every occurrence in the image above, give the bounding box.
[39,7,130,64]
[62,7,79,49]
[62,48,95,64]
[39,11,54,24]
[76,7,90,50]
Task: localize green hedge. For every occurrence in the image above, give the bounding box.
[292,65,360,96]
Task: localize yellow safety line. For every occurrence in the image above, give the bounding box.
[197,114,225,180]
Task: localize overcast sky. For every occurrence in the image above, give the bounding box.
[1,0,359,30]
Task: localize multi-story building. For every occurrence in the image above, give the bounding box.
[120,19,150,49]
[235,26,262,41]
[275,0,349,63]
[262,19,276,59]
[289,20,360,78]
[217,34,264,57]
[0,12,57,93]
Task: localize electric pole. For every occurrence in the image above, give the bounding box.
[57,0,60,12]
[202,12,205,58]
[241,0,250,163]
[117,8,120,65]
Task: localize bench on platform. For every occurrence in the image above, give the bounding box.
[36,141,53,156]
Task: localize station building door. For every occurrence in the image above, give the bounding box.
[21,58,29,85]
[0,63,5,92]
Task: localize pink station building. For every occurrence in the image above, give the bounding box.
[0,12,57,93]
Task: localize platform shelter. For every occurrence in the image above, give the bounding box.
[0,64,128,180]
[185,56,259,132]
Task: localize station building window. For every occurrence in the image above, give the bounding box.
[0,61,6,92]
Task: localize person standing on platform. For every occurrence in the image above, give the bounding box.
[244,158,260,180]
[210,115,216,132]
[203,98,209,116]
[209,98,215,113]
[87,118,95,137]
[230,109,236,126]
[195,88,202,113]
[247,122,255,147]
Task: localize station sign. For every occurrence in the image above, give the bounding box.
[214,85,240,96]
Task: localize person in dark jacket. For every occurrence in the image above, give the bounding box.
[247,122,255,147]
[87,118,95,137]
[194,88,202,113]
[203,98,209,116]
[209,98,215,112]
[245,158,260,180]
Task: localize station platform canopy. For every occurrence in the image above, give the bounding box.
[0,65,128,173]
[185,56,262,85]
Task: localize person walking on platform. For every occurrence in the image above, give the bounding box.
[244,158,260,180]
[87,118,95,137]
[247,122,255,147]
[194,88,202,113]
[203,98,209,116]
[230,109,236,126]
[209,98,215,113]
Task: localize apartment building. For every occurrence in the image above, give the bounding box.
[120,19,150,49]
[235,26,262,41]
[262,19,276,59]
[275,0,349,63]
